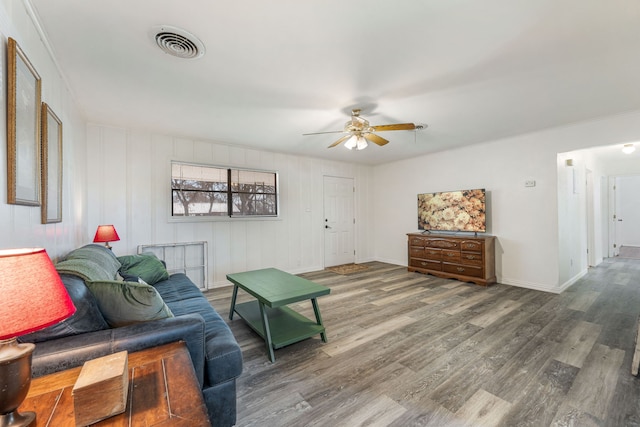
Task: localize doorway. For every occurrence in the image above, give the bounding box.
[323,176,355,267]
[613,175,640,254]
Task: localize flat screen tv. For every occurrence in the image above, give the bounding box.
[418,188,486,233]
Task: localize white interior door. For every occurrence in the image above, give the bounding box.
[323,176,355,267]
[616,175,640,247]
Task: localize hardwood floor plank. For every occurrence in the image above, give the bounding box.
[370,286,430,306]
[567,290,600,312]
[604,370,640,426]
[321,315,417,357]
[552,320,602,368]
[442,290,493,315]
[420,283,469,304]
[498,359,580,427]
[484,336,557,402]
[558,343,625,421]
[455,389,512,427]
[468,299,523,328]
[332,394,406,427]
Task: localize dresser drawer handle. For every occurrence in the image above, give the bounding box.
[421,262,428,266]
[446,253,456,257]
[466,255,476,259]
[456,267,465,272]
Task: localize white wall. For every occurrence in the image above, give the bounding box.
[373,110,640,293]
[85,124,374,287]
[0,0,87,260]
[555,149,610,287]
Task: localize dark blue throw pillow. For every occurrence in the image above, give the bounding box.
[19,274,109,343]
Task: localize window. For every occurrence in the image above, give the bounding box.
[171,162,278,218]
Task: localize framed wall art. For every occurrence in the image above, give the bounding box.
[41,103,63,223]
[7,37,42,206]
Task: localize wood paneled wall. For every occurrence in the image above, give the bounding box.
[85,125,374,287]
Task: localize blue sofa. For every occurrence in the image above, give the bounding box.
[21,244,242,427]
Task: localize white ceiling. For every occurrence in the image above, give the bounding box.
[28,0,640,165]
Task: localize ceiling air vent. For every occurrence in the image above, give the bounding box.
[152,25,205,59]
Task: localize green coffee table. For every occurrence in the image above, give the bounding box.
[227,268,330,362]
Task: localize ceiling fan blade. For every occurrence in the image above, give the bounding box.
[373,123,416,132]
[303,130,345,136]
[364,133,389,146]
[328,134,352,148]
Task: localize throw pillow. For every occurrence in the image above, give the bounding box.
[65,244,121,279]
[117,253,169,285]
[55,259,114,282]
[86,279,173,327]
[20,274,109,343]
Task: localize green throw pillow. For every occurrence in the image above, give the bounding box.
[86,279,173,327]
[55,259,114,282]
[117,253,169,285]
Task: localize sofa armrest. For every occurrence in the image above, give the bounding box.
[32,314,207,387]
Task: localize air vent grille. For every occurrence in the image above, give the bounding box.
[152,25,205,59]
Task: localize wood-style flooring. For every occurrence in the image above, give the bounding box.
[204,257,640,427]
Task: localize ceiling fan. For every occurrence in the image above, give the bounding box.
[303,109,424,150]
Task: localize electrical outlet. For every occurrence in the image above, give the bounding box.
[525,180,536,187]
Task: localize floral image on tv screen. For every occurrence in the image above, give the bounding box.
[418,188,486,232]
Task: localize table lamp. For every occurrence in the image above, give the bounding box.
[93,225,120,249]
[0,248,76,427]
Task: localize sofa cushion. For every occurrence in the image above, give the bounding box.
[86,279,174,327]
[65,244,121,278]
[20,274,109,343]
[117,253,169,285]
[153,273,204,302]
[55,259,114,282]
[157,274,243,386]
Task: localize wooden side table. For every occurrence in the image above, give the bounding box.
[20,341,210,426]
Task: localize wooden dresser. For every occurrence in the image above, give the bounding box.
[407,233,496,286]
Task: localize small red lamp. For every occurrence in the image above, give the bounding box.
[0,248,76,427]
[93,225,120,249]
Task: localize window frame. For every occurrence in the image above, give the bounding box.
[170,161,279,220]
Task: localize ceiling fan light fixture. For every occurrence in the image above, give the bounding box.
[356,136,368,150]
[344,135,358,150]
[622,143,635,154]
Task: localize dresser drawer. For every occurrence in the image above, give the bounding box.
[460,251,483,266]
[461,240,483,252]
[442,249,460,263]
[409,236,428,247]
[410,258,441,271]
[428,239,459,250]
[442,262,483,278]
[424,248,442,260]
[409,246,425,258]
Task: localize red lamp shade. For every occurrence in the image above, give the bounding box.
[93,225,120,244]
[0,248,76,340]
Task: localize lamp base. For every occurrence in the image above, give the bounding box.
[0,339,36,427]
[0,412,35,427]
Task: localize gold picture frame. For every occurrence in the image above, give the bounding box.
[7,37,42,206]
[41,103,63,223]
